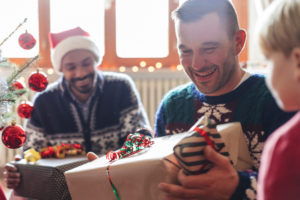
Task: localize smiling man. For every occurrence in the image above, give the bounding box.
[155,0,294,199]
[4,27,150,196]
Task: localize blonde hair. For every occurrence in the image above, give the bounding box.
[258,0,300,56]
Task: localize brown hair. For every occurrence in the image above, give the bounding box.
[172,0,240,39]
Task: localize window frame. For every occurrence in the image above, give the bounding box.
[9,0,248,69]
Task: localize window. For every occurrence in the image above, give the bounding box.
[50,0,104,55]
[116,0,169,58]
[3,0,248,68]
[0,0,38,58]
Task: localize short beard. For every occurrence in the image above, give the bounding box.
[70,72,95,94]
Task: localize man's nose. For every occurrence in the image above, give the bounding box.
[192,54,207,70]
[75,66,89,78]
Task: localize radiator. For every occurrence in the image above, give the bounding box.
[129,69,189,127]
[0,69,189,165]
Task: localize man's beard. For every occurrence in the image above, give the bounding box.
[70,72,95,94]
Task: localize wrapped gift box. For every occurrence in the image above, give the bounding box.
[216,122,253,170]
[13,156,88,200]
[65,122,253,200]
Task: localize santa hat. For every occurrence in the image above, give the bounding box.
[49,27,102,73]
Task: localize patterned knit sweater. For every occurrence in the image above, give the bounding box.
[155,74,294,200]
[24,71,150,154]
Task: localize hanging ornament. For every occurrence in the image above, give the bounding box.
[18,31,36,50]
[2,121,26,149]
[11,80,26,96]
[17,101,33,118]
[12,80,25,90]
[28,70,48,92]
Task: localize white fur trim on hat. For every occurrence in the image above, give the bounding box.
[51,35,102,73]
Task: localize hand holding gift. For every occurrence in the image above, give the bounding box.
[173,116,230,175]
[159,116,252,200]
[159,146,239,200]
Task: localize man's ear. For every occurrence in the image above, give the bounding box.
[292,47,300,81]
[233,29,246,55]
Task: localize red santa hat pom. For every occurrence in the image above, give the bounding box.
[49,27,102,73]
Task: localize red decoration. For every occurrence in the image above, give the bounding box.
[39,143,85,158]
[18,31,36,50]
[17,102,34,118]
[2,121,26,149]
[12,80,26,90]
[0,126,4,131]
[106,132,153,161]
[28,71,48,92]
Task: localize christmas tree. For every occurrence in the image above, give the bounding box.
[0,18,44,149]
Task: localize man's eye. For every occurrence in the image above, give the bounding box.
[204,48,216,54]
[181,50,192,55]
[65,66,76,71]
[82,61,93,67]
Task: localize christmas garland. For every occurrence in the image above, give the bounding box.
[24,144,86,163]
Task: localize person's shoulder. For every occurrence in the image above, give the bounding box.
[265,112,300,159]
[246,73,266,85]
[163,82,194,102]
[243,73,269,94]
[32,80,61,102]
[102,71,133,82]
[277,112,300,140]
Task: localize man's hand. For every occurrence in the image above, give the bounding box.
[158,146,239,200]
[87,152,98,161]
[4,155,22,189]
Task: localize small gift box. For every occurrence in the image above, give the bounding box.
[13,156,88,200]
[65,121,253,200]
[174,117,253,174]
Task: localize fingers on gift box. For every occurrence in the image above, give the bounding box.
[173,116,253,173]
[174,116,230,174]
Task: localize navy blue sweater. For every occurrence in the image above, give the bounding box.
[24,71,150,154]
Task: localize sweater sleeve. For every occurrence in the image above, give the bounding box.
[154,101,167,137]
[23,95,48,151]
[230,171,257,200]
[116,75,151,143]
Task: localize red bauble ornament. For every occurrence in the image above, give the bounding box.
[28,71,48,92]
[12,80,26,90]
[17,102,34,118]
[18,31,36,50]
[2,121,26,149]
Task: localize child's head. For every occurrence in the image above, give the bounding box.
[257,0,300,111]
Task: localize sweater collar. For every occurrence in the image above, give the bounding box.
[193,73,265,104]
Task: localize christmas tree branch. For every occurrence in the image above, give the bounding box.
[6,55,39,85]
[0,18,27,47]
[0,99,14,102]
